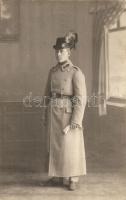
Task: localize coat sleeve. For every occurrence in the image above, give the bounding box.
[71,69,87,127]
[42,70,52,120]
[44,70,52,100]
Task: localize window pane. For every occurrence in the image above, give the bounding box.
[120,12,126,27]
[108,30,126,99]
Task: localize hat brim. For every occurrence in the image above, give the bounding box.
[53,45,60,50]
[53,44,70,50]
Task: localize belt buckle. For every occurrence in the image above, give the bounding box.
[52,92,56,98]
[60,98,64,108]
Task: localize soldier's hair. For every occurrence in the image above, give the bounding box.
[65,31,78,49]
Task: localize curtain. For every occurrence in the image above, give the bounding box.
[92,0,125,115]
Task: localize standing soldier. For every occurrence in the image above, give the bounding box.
[43,32,87,191]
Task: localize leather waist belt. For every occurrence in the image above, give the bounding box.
[51,93,72,99]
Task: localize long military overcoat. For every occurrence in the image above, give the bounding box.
[44,60,87,177]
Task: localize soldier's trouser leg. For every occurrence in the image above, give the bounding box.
[63,177,69,186]
[63,176,79,185]
[70,176,79,183]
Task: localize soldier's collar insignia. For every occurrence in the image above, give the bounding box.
[60,60,73,71]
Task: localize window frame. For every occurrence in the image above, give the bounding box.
[107,10,126,107]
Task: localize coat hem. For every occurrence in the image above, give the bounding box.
[48,171,87,177]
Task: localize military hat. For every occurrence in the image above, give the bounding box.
[53,37,69,50]
[53,32,78,50]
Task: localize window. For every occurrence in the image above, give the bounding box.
[0,0,19,41]
[108,10,126,106]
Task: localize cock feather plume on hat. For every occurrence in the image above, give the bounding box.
[65,31,78,49]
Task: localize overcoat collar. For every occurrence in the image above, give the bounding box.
[59,60,73,72]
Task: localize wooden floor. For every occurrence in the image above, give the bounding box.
[0,172,126,200]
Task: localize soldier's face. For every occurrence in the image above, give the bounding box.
[55,48,70,63]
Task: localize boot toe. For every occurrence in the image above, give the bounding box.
[69,182,77,191]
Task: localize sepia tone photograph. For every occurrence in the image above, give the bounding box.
[0,0,126,199]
